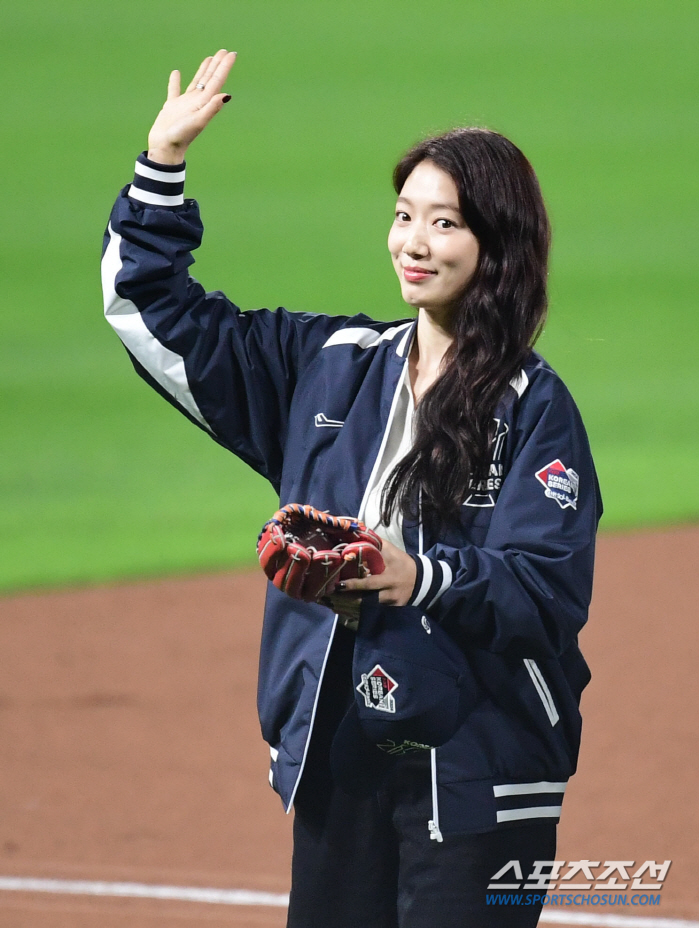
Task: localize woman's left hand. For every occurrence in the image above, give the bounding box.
[334,538,417,607]
[147,49,237,165]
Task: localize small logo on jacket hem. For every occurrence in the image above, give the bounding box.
[357,664,398,713]
[535,459,579,510]
[377,738,432,755]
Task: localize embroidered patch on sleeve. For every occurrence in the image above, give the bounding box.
[357,665,398,713]
[535,459,579,510]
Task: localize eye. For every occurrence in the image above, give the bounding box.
[395,210,410,222]
[435,218,456,229]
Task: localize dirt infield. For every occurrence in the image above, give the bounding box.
[0,526,697,926]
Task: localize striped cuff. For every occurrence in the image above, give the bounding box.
[408,555,453,611]
[128,152,186,207]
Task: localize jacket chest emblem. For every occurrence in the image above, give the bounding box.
[463,419,508,508]
[314,413,344,428]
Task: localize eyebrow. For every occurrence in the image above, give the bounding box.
[396,196,460,212]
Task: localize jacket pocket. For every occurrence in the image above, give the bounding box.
[523,658,559,727]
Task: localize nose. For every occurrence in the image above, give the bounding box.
[403,223,429,258]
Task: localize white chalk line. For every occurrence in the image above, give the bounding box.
[0,876,697,928]
[0,877,289,907]
[540,912,699,928]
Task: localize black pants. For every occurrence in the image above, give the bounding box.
[287,627,556,928]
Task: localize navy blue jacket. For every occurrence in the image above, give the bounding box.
[102,154,603,838]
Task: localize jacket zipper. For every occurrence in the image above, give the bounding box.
[357,354,412,524]
[289,352,411,811]
[419,489,444,842]
[286,614,339,811]
[428,748,444,842]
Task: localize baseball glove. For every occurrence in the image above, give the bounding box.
[257,503,384,603]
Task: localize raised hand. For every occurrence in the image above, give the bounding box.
[147,49,237,165]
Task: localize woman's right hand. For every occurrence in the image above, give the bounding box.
[147,49,237,165]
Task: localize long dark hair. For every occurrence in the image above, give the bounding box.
[381,128,551,527]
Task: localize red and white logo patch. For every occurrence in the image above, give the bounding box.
[535,459,579,510]
[357,664,398,713]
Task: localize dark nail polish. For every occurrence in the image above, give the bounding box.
[336,582,347,592]
[222,94,231,103]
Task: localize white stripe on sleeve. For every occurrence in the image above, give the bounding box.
[128,186,185,207]
[134,162,186,183]
[101,224,210,430]
[411,554,434,608]
[426,560,453,610]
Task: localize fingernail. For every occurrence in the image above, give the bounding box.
[335,582,347,592]
[222,94,231,103]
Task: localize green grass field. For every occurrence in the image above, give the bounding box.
[1,0,697,590]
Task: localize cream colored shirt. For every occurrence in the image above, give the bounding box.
[361,362,415,552]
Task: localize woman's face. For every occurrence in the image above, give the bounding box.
[388,160,479,318]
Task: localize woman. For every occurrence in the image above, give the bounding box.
[103,49,602,927]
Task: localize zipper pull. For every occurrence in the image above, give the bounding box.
[428,819,444,843]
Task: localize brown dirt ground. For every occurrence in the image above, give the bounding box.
[0,526,697,927]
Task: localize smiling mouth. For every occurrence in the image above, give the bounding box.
[402,266,436,281]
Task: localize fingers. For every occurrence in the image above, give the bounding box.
[198,92,232,123]
[322,593,362,613]
[199,49,227,88]
[331,586,398,608]
[204,50,237,96]
[167,70,181,101]
[337,567,413,606]
[185,56,212,93]
[187,49,233,97]
[183,49,236,98]
[339,575,383,593]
